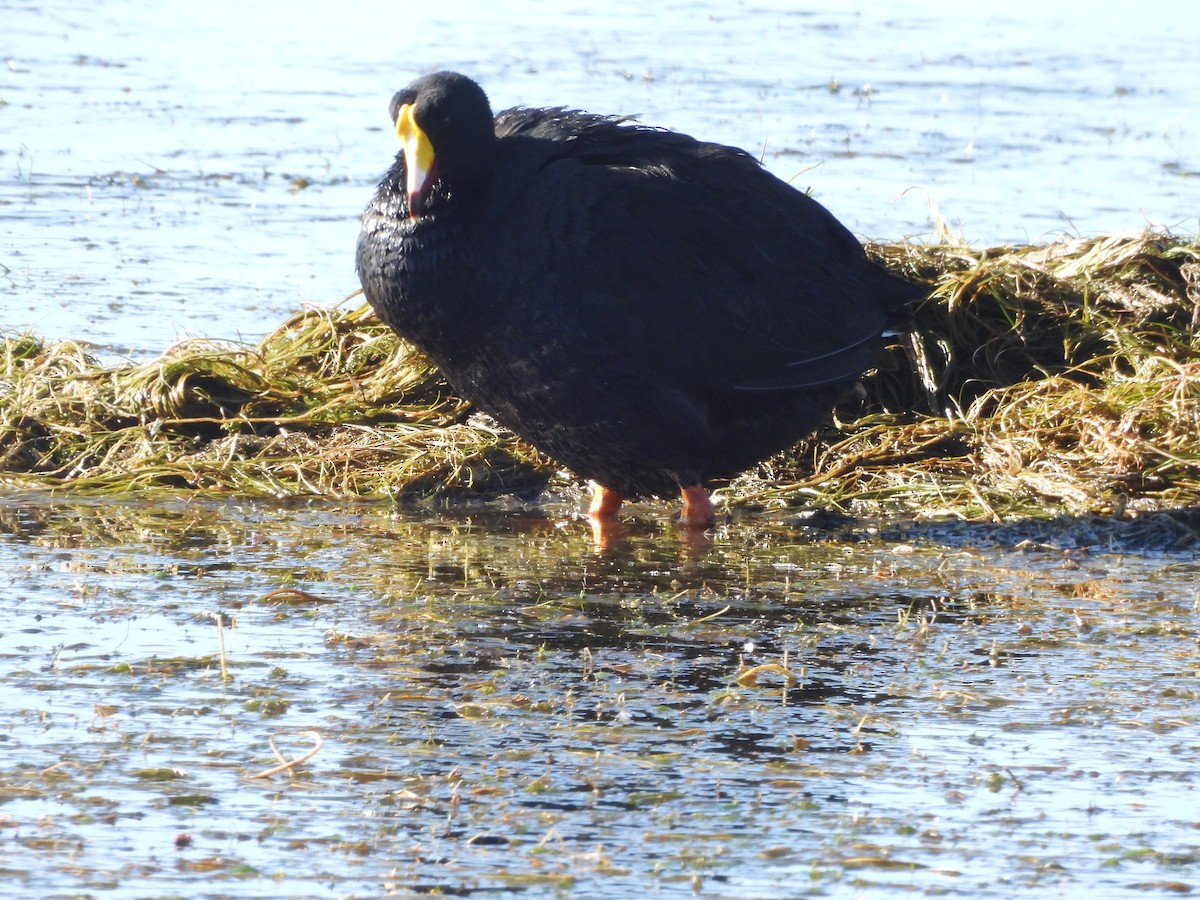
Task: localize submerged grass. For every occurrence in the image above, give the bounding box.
[2,230,1198,520]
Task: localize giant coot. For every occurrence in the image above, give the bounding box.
[357,71,919,525]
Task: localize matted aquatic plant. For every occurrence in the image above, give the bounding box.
[3,231,1197,521]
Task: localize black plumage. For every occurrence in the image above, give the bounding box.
[357,71,920,524]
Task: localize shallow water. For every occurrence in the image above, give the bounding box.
[3,496,1200,897]
[2,0,1198,356]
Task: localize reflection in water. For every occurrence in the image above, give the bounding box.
[3,495,1200,896]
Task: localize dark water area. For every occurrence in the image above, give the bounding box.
[3,2,1200,896]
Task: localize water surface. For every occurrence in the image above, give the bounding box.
[2,497,1200,897]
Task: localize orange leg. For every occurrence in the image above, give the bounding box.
[588,483,624,520]
[587,484,626,551]
[678,484,714,527]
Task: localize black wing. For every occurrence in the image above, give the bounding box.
[476,114,911,395]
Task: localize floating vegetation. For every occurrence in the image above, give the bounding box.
[0,302,551,500]
[2,231,1198,521]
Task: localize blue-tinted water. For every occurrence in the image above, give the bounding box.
[2,0,1197,356]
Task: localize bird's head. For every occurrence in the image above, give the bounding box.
[388,71,495,219]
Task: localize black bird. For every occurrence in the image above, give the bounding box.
[357,71,919,526]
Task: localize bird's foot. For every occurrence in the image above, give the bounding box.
[587,483,624,520]
[587,484,626,551]
[677,484,714,529]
